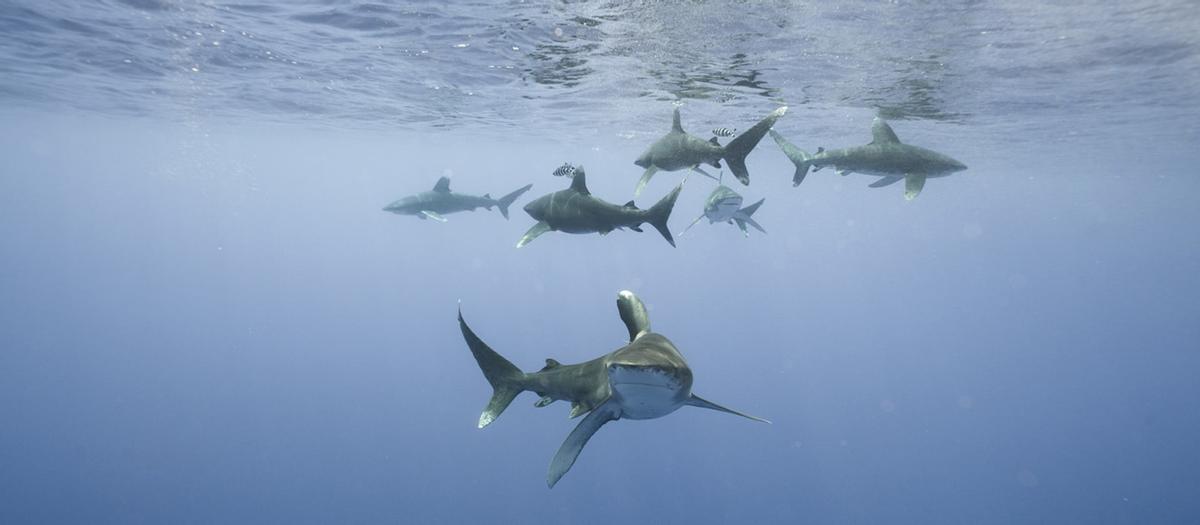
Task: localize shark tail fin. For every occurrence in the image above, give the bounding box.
[723,106,787,186]
[734,198,766,235]
[646,181,684,247]
[768,130,813,187]
[496,183,533,220]
[458,305,526,428]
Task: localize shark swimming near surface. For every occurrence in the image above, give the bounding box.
[517,166,682,248]
[769,117,967,200]
[459,290,769,488]
[383,176,532,221]
[633,105,788,196]
[680,184,766,238]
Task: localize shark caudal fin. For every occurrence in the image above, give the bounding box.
[769,130,813,187]
[458,305,527,428]
[733,198,766,236]
[646,181,684,247]
[723,106,787,186]
[496,184,533,219]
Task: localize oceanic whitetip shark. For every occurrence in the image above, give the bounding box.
[681,173,766,237]
[517,167,682,248]
[769,117,967,200]
[458,290,769,488]
[383,176,532,221]
[633,105,788,196]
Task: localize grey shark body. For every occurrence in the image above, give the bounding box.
[633,106,788,196]
[383,176,532,221]
[459,290,768,488]
[770,118,967,200]
[518,167,682,247]
[681,185,766,237]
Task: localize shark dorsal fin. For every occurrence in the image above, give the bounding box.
[542,358,562,371]
[671,107,683,133]
[569,166,590,195]
[616,290,650,342]
[433,176,451,193]
[709,136,720,146]
[871,117,901,144]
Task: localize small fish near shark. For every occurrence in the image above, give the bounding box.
[681,184,766,238]
[633,105,788,196]
[518,166,683,248]
[383,176,533,221]
[770,117,967,200]
[459,290,769,488]
[552,162,577,178]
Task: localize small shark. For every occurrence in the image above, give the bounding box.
[769,117,967,200]
[518,166,682,248]
[681,184,766,237]
[459,290,769,488]
[383,176,533,221]
[633,105,788,196]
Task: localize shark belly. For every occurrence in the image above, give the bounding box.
[608,364,689,420]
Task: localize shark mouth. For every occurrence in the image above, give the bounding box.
[609,365,686,419]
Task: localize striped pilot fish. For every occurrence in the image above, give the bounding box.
[711,127,736,137]
[552,163,577,178]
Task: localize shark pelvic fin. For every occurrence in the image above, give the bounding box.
[458,306,527,429]
[516,221,552,248]
[568,401,589,419]
[904,173,926,200]
[548,399,620,488]
[535,395,554,408]
[869,175,904,188]
[686,394,770,424]
[871,117,901,144]
[433,176,451,193]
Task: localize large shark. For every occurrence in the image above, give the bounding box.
[633,105,788,196]
[681,184,766,237]
[459,290,769,488]
[769,118,967,200]
[383,176,533,221]
[518,166,682,248]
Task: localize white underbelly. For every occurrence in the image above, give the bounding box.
[610,366,686,420]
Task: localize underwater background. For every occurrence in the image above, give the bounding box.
[2,1,1199,523]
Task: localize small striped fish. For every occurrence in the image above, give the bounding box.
[712,127,736,137]
[552,163,577,177]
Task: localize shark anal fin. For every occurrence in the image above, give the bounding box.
[686,394,770,424]
[904,173,926,200]
[869,175,904,188]
[542,358,562,370]
[420,210,447,222]
[630,225,643,233]
[634,166,659,198]
[548,400,619,488]
[517,221,552,248]
[535,395,554,408]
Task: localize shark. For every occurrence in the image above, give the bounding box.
[769,117,967,200]
[680,184,766,237]
[458,290,769,488]
[517,166,682,248]
[633,105,788,196]
[383,176,533,221]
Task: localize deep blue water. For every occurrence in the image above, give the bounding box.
[2,1,1199,523]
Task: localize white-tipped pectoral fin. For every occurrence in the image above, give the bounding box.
[679,213,705,238]
[634,166,659,198]
[904,173,926,200]
[686,394,770,424]
[517,221,552,248]
[420,210,448,222]
[548,399,620,488]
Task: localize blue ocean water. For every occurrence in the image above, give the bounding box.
[1,1,1199,523]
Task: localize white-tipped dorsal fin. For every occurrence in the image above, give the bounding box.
[871,117,901,144]
[433,176,451,192]
[569,166,590,195]
[671,107,684,133]
[616,290,651,342]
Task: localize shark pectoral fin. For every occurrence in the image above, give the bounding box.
[904,173,926,200]
[517,221,552,248]
[420,210,447,222]
[686,394,770,424]
[634,166,659,198]
[679,213,705,238]
[869,175,904,188]
[548,400,620,488]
